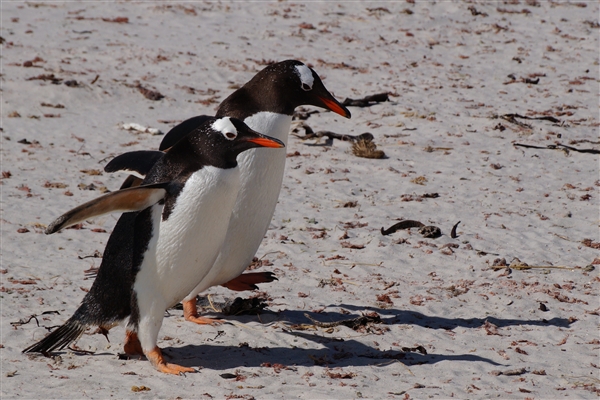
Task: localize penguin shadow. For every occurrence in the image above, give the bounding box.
[335,303,575,330]
[156,306,521,371]
[55,303,572,371]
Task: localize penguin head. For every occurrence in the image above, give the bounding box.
[217,60,351,119]
[284,60,351,119]
[189,117,285,168]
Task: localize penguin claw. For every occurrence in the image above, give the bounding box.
[178,368,199,377]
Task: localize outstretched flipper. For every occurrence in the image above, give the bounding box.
[45,182,169,234]
[159,115,212,151]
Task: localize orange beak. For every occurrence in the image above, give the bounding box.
[320,96,351,119]
[246,136,285,148]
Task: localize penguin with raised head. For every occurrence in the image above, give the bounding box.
[23,117,285,374]
[107,60,351,325]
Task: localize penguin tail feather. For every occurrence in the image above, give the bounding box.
[22,319,87,354]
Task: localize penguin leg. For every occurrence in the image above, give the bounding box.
[137,300,195,374]
[221,272,278,292]
[182,297,223,326]
[123,330,144,356]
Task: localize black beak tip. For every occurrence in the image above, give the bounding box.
[343,107,352,119]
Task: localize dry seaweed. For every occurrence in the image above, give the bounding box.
[293,123,373,142]
[381,220,441,238]
[303,312,382,330]
[381,220,425,235]
[352,138,386,159]
[174,295,268,316]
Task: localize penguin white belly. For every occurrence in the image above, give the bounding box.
[134,166,240,350]
[185,112,292,297]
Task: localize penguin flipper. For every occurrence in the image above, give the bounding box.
[45,183,169,234]
[159,115,212,151]
[104,150,165,179]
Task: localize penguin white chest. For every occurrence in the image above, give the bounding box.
[234,111,292,223]
[151,166,241,307]
[188,112,292,290]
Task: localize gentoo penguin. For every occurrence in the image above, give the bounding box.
[23,117,285,375]
[107,60,351,325]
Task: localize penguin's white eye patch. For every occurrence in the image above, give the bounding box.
[295,64,314,91]
[212,117,238,140]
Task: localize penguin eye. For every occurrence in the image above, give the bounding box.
[301,83,312,91]
[225,131,236,140]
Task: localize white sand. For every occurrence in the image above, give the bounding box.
[2,1,599,399]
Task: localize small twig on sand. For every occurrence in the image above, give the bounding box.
[381,220,425,235]
[342,92,389,107]
[450,221,461,239]
[381,220,442,238]
[491,264,583,271]
[10,315,40,327]
[11,311,60,327]
[502,113,560,123]
[293,123,373,142]
[514,143,599,155]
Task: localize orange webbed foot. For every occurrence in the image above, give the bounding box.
[146,347,196,375]
[183,298,223,326]
[186,315,224,325]
[221,271,277,291]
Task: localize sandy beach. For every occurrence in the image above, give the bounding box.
[1,1,599,398]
